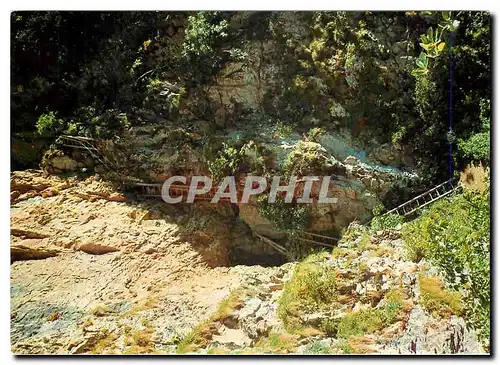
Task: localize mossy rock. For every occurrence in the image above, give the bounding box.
[283,141,330,175]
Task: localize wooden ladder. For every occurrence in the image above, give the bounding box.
[383,179,456,217]
[254,233,289,256]
[295,231,339,249]
[57,135,112,170]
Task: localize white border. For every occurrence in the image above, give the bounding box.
[1,2,498,365]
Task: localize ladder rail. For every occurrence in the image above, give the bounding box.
[383,179,453,216]
[402,187,458,216]
[296,230,339,242]
[295,236,336,248]
[255,233,288,255]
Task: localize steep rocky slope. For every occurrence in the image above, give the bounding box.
[172,224,484,355]
[10,170,485,355]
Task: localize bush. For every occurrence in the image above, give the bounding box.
[36,111,65,136]
[278,252,337,332]
[370,204,405,231]
[274,120,294,138]
[181,11,233,83]
[207,142,244,184]
[370,213,404,231]
[402,184,490,346]
[458,132,490,163]
[283,141,328,176]
[258,195,311,233]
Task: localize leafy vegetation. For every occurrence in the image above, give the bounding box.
[336,309,386,338]
[258,195,311,233]
[370,204,404,231]
[402,182,490,345]
[12,11,490,182]
[283,141,328,176]
[277,252,337,332]
[458,99,490,163]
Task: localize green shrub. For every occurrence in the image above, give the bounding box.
[258,195,311,233]
[337,309,386,338]
[283,141,328,175]
[458,99,490,163]
[36,111,65,136]
[278,253,337,332]
[275,120,294,138]
[370,213,403,231]
[402,185,490,346]
[458,132,490,163]
[181,11,235,82]
[207,142,243,183]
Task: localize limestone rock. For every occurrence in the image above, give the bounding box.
[212,327,252,348]
[387,306,485,354]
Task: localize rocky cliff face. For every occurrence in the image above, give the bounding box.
[40,120,418,242]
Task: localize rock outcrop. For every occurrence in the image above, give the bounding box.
[10,171,486,354]
[171,224,485,355]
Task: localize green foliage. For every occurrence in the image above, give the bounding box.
[281,273,404,341]
[36,111,65,136]
[458,99,490,163]
[258,194,310,234]
[181,12,233,83]
[11,11,491,181]
[336,309,386,338]
[278,252,337,332]
[274,120,294,138]
[371,203,404,231]
[143,78,183,118]
[183,12,228,58]
[370,214,403,231]
[336,295,403,339]
[65,107,130,139]
[206,140,267,183]
[402,186,490,345]
[283,141,327,175]
[207,142,243,184]
[411,52,429,76]
[412,12,460,76]
[458,131,490,163]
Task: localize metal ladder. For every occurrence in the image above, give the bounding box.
[382,179,456,217]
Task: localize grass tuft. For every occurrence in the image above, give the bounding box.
[419,275,463,317]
